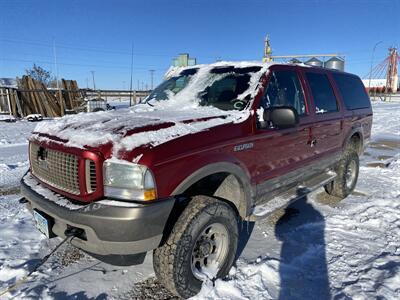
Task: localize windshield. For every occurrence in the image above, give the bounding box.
[146,68,197,102]
[144,65,262,111]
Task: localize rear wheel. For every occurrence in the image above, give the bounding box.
[153,195,238,298]
[325,151,359,199]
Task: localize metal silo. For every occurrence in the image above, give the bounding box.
[324,57,345,71]
[305,57,323,67]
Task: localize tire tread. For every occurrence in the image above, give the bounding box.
[153,195,237,298]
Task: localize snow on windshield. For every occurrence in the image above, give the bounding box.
[145,61,271,109]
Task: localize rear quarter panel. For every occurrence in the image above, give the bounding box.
[327,71,373,149]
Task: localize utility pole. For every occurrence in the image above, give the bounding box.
[129,43,134,106]
[90,71,96,91]
[368,41,383,95]
[149,69,155,90]
[53,38,64,115]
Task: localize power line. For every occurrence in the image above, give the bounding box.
[0,38,164,57]
[0,57,168,72]
[2,37,387,69]
[0,38,217,60]
[0,49,162,68]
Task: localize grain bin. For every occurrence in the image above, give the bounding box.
[324,57,345,71]
[305,57,323,67]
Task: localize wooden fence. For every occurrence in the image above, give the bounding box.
[0,76,84,117]
[0,80,152,117]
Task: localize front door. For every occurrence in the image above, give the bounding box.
[253,66,314,203]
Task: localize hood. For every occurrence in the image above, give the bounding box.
[32,104,249,157]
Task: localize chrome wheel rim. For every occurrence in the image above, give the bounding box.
[345,160,357,189]
[191,223,229,280]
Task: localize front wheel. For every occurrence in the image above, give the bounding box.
[325,151,359,199]
[153,195,239,298]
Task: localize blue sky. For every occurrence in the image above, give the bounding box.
[0,0,398,89]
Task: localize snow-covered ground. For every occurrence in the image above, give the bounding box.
[0,101,399,299]
[0,121,35,194]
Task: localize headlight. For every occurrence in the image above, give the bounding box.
[103,159,156,201]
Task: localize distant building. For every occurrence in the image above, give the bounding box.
[362,77,400,93]
[0,78,17,113]
[165,54,197,80]
[172,54,196,67]
[361,79,387,89]
[0,78,17,88]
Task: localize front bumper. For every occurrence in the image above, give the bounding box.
[21,173,174,262]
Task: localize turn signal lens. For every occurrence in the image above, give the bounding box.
[143,189,157,201]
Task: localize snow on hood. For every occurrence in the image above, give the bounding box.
[32,61,271,157]
[33,105,249,154]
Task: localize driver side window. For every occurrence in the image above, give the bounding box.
[261,70,306,116]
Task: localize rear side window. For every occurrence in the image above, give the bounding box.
[306,72,338,114]
[332,73,371,110]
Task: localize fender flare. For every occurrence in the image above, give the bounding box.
[171,162,255,218]
[343,126,364,155]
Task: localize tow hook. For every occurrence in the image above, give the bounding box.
[19,197,28,204]
[64,227,85,239]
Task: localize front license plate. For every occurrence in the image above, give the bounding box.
[33,210,51,238]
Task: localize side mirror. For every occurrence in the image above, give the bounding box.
[263,106,299,129]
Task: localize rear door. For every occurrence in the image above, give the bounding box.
[253,66,315,202]
[330,72,373,143]
[302,69,343,161]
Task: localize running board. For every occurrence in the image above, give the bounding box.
[249,171,337,221]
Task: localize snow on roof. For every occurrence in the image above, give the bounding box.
[164,61,272,79]
[33,62,270,157]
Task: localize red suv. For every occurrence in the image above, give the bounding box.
[22,62,372,298]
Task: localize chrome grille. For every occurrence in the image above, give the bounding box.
[85,159,97,193]
[30,143,80,195]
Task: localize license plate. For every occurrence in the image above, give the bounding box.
[33,210,51,238]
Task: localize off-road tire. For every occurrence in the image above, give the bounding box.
[153,195,239,298]
[325,151,359,199]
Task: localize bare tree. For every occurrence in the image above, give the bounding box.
[25,64,55,87]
